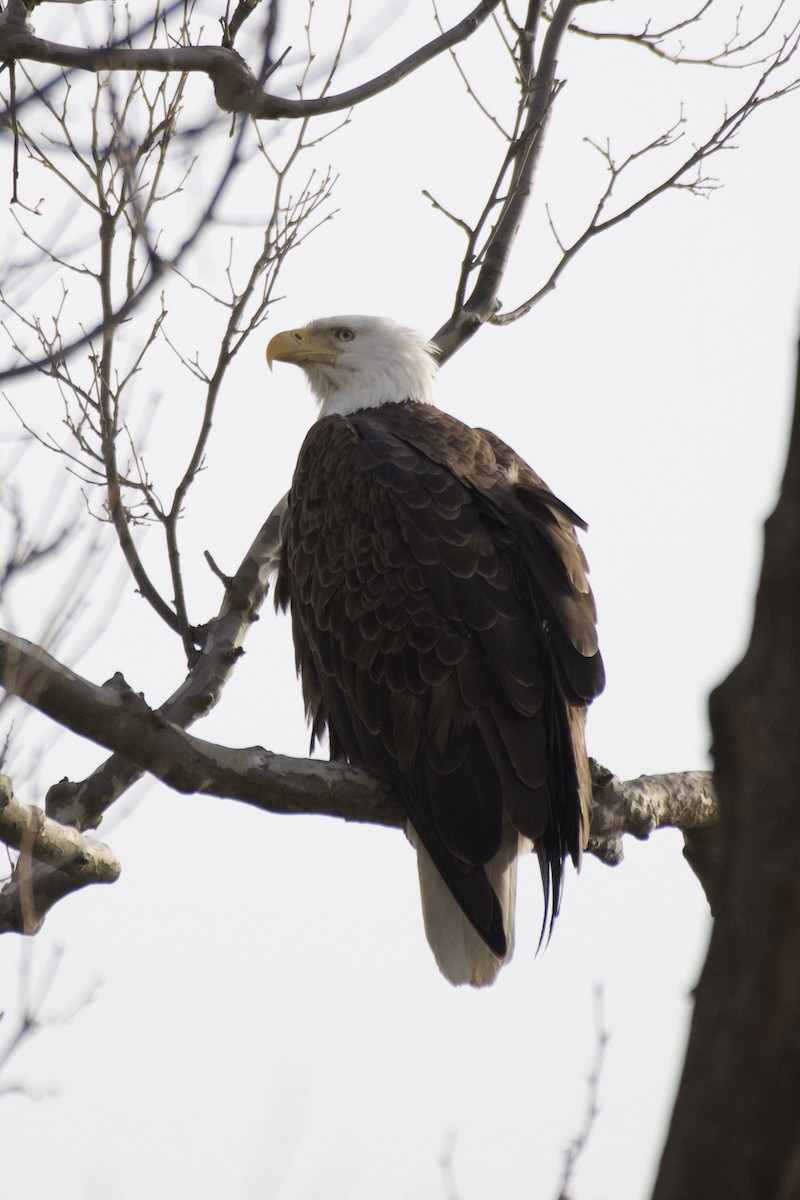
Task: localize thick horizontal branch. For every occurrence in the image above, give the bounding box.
[0,626,719,834]
[0,625,403,824]
[0,0,502,121]
[0,621,720,930]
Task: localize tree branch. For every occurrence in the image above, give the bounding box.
[0,22,272,386]
[46,493,287,832]
[492,18,800,328]
[0,774,120,934]
[431,1,800,361]
[0,940,97,1095]
[0,610,720,931]
[566,1,790,70]
[0,0,503,120]
[589,761,719,907]
[434,0,580,360]
[0,775,119,882]
[0,625,403,822]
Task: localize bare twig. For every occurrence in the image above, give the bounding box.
[0,941,97,1093]
[556,986,610,1200]
[426,1,799,361]
[567,1,792,71]
[439,1131,462,1200]
[434,0,580,360]
[491,22,800,326]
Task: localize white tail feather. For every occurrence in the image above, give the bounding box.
[410,823,528,987]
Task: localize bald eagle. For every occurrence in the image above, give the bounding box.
[268,316,604,986]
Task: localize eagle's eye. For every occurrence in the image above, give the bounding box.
[334,328,355,343]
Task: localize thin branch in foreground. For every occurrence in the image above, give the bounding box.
[0,940,97,1096]
[0,52,259,387]
[556,985,610,1200]
[439,1131,462,1200]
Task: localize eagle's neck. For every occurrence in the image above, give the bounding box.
[307,358,438,418]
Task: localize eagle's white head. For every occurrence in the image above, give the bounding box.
[266,315,439,417]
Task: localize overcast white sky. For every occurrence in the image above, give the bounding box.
[2,3,800,1198]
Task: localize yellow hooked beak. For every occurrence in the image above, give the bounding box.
[266,327,343,370]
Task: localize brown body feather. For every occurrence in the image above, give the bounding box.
[275,400,604,980]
